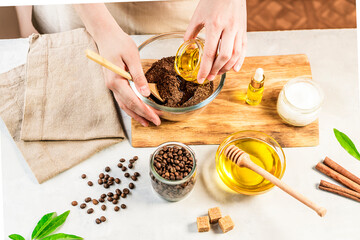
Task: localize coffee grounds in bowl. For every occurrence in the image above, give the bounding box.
[145,57,214,107]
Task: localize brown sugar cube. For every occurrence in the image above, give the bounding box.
[218,215,234,233]
[208,207,222,223]
[196,216,210,232]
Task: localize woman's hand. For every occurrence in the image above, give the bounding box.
[74,4,161,127]
[184,0,247,84]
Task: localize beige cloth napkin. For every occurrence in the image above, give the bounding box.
[0,29,124,183]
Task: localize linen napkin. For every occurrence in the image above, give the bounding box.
[0,28,125,183]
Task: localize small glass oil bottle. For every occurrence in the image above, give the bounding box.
[174,38,204,84]
[245,68,265,105]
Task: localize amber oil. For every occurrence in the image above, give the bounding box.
[245,68,265,105]
[216,138,283,195]
[174,39,204,84]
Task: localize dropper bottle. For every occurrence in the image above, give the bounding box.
[245,68,265,105]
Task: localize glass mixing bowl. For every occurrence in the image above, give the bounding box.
[129,32,226,121]
[215,131,286,195]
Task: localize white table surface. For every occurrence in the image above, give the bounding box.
[1,29,360,240]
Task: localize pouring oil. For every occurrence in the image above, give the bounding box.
[217,138,283,194]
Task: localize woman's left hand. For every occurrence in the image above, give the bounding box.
[184,0,247,84]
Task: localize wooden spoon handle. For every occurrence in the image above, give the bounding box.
[225,145,327,217]
[86,49,132,80]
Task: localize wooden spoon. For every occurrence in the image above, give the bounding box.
[85,49,163,102]
[224,145,327,217]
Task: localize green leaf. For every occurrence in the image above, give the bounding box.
[36,211,70,239]
[32,212,57,239]
[9,234,25,240]
[40,233,83,240]
[334,128,360,161]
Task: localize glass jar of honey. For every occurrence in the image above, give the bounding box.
[215,131,286,195]
[174,37,205,84]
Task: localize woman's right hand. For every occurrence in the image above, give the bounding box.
[74,3,161,127]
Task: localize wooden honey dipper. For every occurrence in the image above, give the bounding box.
[224,145,327,217]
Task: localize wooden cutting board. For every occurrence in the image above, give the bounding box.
[131,54,319,148]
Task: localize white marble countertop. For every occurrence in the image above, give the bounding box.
[1,29,360,240]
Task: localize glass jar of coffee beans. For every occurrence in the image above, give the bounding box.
[150,142,197,202]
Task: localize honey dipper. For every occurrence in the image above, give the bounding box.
[224,145,327,217]
[85,49,163,102]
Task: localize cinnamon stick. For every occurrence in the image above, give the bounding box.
[315,162,360,193]
[319,185,360,202]
[324,157,360,186]
[319,180,360,199]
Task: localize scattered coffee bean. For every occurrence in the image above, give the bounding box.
[80,203,86,209]
[121,204,126,209]
[108,181,114,186]
[71,201,78,206]
[101,194,106,198]
[109,177,114,182]
[129,183,135,189]
[107,192,113,197]
[81,174,87,179]
[98,179,103,185]
[105,174,110,179]
[129,159,135,164]
[131,175,138,181]
[120,158,125,162]
[128,163,133,169]
[100,216,106,222]
[114,206,120,212]
[121,193,127,198]
[101,205,106,211]
[122,166,127,171]
[113,194,119,200]
[99,198,104,203]
[92,199,99,205]
[107,197,113,202]
[133,156,139,161]
[112,199,118,204]
[99,173,105,179]
[85,197,91,203]
[134,172,140,177]
[87,208,94,214]
[96,218,101,224]
[123,188,130,194]
[88,181,93,187]
[116,189,122,195]
[117,163,123,168]
[115,178,121,184]
[104,184,109,189]
[105,166,111,172]
[124,173,130,178]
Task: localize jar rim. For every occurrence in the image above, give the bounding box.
[150,142,197,185]
[281,76,324,113]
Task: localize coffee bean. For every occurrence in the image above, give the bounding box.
[120,158,125,162]
[133,156,139,160]
[101,193,106,198]
[107,197,113,202]
[87,208,94,214]
[131,175,138,181]
[113,194,119,200]
[129,159,135,164]
[81,174,87,179]
[98,179,103,185]
[85,197,91,203]
[109,177,114,182]
[114,206,120,212]
[101,205,106,211]
[107,192,113,197]
[116,189,122,195]
[88,181,93,186]
[99,198,104,203]
[108,181,114,186]
[117,163,123,168]
[123,188,130,194]
[115,178,121,184]
[134,172,140,177]
[129,183,135,189]
[121,204,126,209]
[80,203,86,209]
[105,166,111,172]
[71,201,78,206]
[99,173,105,179]
[105,174,110,179]
[92,199,99,205]
[124,173,130,178]
[96,218,101,224]
[100,216,106,222]
[121,193,127,198]
[128,163,133,169]
[122,166,127,171]
[104,184,109,189]
[112,199,118,204]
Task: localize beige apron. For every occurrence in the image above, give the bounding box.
[33,1,199,35]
